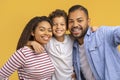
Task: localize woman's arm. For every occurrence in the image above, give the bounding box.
[0,49,25,79]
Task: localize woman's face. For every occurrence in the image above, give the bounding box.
[32,21,52,45]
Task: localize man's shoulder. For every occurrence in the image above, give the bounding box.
[95,26,120,35]
[94,26,111,35]
[97,26,109,31]
[97,25,120,31]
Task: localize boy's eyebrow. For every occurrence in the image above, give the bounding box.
[77,17,83,20]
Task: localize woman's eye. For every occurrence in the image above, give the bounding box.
[39,28,45,31]
[48,29,52,32]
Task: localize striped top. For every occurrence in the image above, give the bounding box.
[0,46,55,80]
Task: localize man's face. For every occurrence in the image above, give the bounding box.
[68,9,90,39]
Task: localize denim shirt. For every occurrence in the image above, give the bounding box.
[73,26,120,80]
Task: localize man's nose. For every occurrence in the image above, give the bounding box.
[73,21,78,27]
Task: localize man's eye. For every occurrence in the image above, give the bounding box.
[68,20,73,23]
[78,20,83,23]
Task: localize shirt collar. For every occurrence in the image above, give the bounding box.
[73,27,91,47]
[53,35,67,45]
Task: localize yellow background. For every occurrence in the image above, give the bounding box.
[0,0,120,79]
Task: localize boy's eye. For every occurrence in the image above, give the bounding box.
[61,24,65,26]
[53,23,57,26]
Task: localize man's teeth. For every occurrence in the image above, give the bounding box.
[73,29,81,32]
[72,27,82,32]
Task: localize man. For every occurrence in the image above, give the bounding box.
[68,4,120,80]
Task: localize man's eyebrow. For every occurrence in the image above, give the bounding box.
[68,18,73,20]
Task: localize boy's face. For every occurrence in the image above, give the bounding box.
[52,16,66,38]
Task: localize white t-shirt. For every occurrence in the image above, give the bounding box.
[46,35,74,80]
[79,44,95,80]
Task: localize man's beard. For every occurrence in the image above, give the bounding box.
[70,25,89,39]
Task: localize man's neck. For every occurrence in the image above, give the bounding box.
[77,37,84,45]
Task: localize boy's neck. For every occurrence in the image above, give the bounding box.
[55,35,65,42]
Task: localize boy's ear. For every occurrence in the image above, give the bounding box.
[31,32,34,36]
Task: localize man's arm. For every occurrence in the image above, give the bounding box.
[98,26,120,46]
[113,26,120,46]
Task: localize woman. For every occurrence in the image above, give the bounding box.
[0,16,55,80]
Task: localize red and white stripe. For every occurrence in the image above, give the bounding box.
[0,46,55,80]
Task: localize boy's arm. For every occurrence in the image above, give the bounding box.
[27,41,44,53]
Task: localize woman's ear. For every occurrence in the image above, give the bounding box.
[31,32,34,36]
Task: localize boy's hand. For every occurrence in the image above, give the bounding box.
[31,41,44,53]
[71,72,76,80]
[91,26,98,32]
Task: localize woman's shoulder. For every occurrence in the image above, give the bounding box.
[16,46,34,55]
